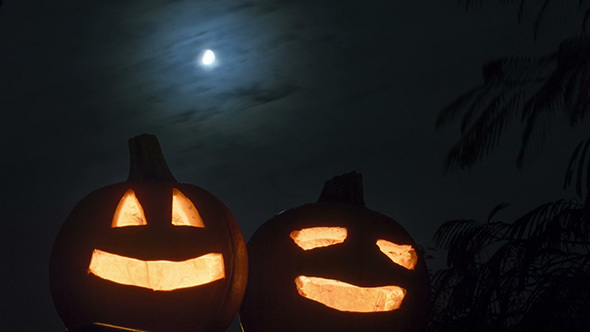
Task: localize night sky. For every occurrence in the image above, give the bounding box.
[0,0,584,331]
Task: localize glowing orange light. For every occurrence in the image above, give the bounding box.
[93,322,147,332]
[88,249,225,291]
[112,189,146,227]
[294,276,406,312]
[290,227,347,250]
[376,240,417,270]
[172,188,204,227]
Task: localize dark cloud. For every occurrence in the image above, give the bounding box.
[220,83,299,107]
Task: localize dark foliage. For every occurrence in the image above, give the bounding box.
[564,136,590,203]
[438,1,590,170]
[431,2,590,331]
[437,36,590,169]
[428,201,590,332]
[458,0,590,37]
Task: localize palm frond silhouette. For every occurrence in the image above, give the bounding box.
[564,136,590,203]
[431,2,590,331]
[458,0,590,36]
[429,201,590,332]
[438,37,590,169]
[439,1,590,170]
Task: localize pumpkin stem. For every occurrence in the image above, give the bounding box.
[127,134,177,182]
[317,171,365,206]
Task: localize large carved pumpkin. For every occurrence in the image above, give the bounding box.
[50,134,247,332]
[240,172,430,332]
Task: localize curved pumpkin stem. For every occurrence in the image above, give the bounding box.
[317,171,365,206]
[127,134,176,182]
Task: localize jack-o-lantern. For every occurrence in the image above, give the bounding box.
[239,172,430,332]
[50,134,247,332]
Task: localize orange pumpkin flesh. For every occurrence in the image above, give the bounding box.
[290,226,417,313]
[240,172,430,332]
[50,135,247,332]
[87,188,224,291]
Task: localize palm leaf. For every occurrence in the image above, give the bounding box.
[440,37,590,170]
[430,199,590,331]
[487,202,510,222]
[444,89,524,169]
[564,136,590,200]
[435,85,487,129]
[506,199,578,239]
[533,0,552,40]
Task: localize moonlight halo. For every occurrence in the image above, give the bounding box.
[200,49,216,67]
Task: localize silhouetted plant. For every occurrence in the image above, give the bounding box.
[431,2,590,331]
[428,201,590,332]
[458,1,590,39]
[438,1,590,170]
[564,136,590,204]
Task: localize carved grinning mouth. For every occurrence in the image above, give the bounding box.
[294,276,407,312]
[88,249,225,291]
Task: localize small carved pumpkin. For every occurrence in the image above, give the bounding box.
[50,135,247,332]
[240,172,430,332]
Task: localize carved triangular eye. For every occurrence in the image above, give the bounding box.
[112,189,147,227]
[172,188,204,227]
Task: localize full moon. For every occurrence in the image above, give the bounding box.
[202,50,215,66]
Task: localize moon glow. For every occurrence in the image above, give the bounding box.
[202,50,216,66]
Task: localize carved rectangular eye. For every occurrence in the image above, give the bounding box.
[290,227,347,250]
[112,189,147,227]
[171,188,205,227]
[376,239,417,270]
